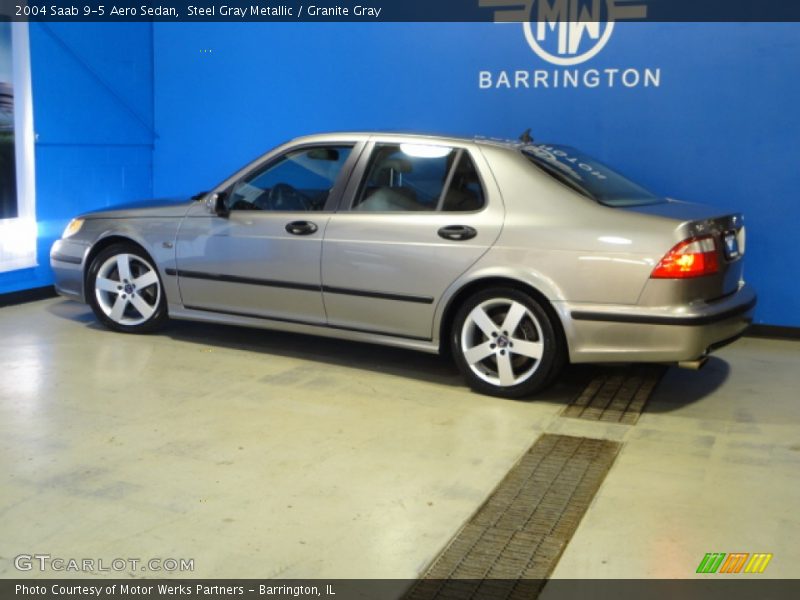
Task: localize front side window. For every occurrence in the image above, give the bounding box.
[352,143,485,212]
[228,145,353,212]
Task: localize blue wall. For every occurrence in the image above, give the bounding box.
[5,22,799,328]
[152,22,800,327]
[0,23,154,294]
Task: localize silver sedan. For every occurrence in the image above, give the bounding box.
[50,132,756,398]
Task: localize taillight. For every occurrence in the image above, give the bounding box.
[651,235,719,279]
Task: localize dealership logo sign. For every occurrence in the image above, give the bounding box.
[523,0,648,66]
[478,0,661,90]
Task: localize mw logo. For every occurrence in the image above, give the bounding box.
[480,0,649,66]
[696,552,773,574]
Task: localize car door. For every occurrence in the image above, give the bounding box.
[321,138,505,340]
[174,142,360,324]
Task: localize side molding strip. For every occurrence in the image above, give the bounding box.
[571,297,757,327]
[167,268,434,305]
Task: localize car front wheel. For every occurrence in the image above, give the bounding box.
[87,243,168,333]
[451,287,563,399]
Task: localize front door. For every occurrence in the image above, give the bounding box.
[175,143,358,324]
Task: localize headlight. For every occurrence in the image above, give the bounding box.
[62,218,84,238]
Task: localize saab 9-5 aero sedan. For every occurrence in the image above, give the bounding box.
[50,132,756,398]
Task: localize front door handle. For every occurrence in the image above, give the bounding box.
[285,220,319,236]
[438,225,477,241]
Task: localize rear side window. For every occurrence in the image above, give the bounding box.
[523,144,663,207]
[443,152,486,212]
[352,143,485,212]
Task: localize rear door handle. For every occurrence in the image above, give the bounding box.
[438,225,477,241]
[285,220,319,236]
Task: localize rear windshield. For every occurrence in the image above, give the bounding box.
[522,144,663,207]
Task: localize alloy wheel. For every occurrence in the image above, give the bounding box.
[94,253,162,327]
[459,298,545,388]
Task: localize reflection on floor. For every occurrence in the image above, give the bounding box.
[0,298,798,580]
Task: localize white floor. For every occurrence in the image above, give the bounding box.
[1,298,798,580]
[550,336,800,579]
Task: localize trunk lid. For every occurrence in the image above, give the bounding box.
[627,198,746,303]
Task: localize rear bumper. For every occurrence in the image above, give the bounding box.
[50,239,89,302]
[560,283,756,363]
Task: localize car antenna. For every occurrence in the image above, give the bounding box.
[519,128,534,144]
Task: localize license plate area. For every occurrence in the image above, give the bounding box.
[723,230,740,260]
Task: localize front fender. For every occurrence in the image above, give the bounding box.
[82,218,183,306]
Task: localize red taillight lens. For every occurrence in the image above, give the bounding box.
[651,235,719,279]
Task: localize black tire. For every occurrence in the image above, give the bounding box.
[86,243,168,334]
[450,287,564,399]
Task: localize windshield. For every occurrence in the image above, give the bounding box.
[522,144,663,207]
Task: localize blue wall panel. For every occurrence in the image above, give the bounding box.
[152,22,800,327]
[5,22,798,327]
[0,23,154,295]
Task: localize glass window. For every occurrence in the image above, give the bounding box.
[441,152,486,212]
[353,144,485,213]
[522,144,663,207]
[0,22,38,274]
[228,145,353,212]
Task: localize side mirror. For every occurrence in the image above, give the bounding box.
[205,192,229,217]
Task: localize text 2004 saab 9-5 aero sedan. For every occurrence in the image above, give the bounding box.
[50,132,756,398]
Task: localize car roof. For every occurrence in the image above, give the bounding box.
[289,131,526,150]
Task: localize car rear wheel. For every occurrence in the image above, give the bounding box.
[451,287,563,399]
[87,243,167,333]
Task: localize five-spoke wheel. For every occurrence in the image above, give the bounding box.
[451,287,563,398]
[87,244,167,333]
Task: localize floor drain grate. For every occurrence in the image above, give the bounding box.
[562,364,667,424]
[405,434,621,600]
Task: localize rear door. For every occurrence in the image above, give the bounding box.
[320,138,505,340]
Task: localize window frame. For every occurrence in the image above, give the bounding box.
[337,140,489,215]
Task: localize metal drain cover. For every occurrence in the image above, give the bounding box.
[562,365,666,424]
[406,434,621,600]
